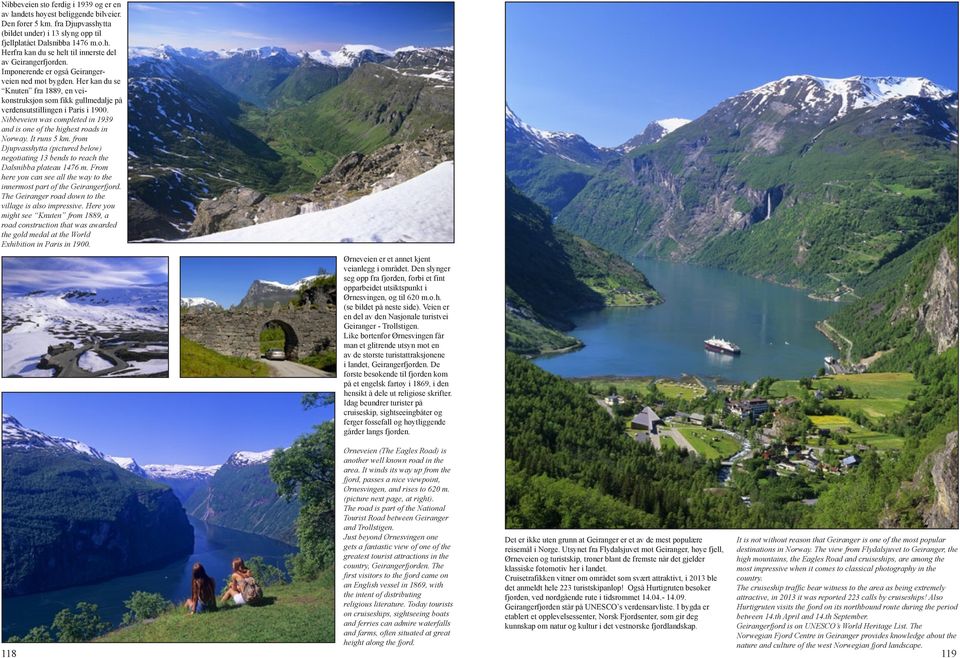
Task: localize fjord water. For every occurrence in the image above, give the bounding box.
[535,258,839,382]
[2,517,296,640]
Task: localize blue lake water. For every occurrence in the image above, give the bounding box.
[2,517,296,640]
[535,258,840,383]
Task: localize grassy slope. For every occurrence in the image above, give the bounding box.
[97,575,334,643]
[180,338,268,378]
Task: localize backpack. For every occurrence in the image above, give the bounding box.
[240,576,263,605]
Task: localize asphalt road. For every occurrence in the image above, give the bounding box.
[261,358,334,378]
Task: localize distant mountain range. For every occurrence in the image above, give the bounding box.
[128,43,454,240]
[180,274,329,312]
[507,74,957,297]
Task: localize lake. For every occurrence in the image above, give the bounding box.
[2,517,296,640]
[535,258,839,383]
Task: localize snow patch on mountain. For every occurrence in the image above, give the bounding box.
[742,75,954,120]
[655,118,692,133]
[2,414,107,460]
[184,162,453,243]
[506,105,577,143]
[303,44,393,67]
[256,275,322,291]
[107,455,149,477]
[181,296,221,309]
[227,449,276,466]
[143,463,220,479]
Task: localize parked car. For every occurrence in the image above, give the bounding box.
[265,348,286,361]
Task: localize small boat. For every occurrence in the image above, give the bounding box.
[704,336,741,355]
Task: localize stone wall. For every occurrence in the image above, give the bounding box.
[181,303,336,360]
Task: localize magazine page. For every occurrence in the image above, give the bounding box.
[501,2,959,657]
[0,0,957,656]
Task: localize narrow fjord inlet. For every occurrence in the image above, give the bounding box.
[2,394,336,642]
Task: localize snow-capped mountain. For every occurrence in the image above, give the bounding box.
[302,44,393,67]
[506,105,609,165]
[107,455,149,478]
[617,117,692,152]
[142,463,220,479]
[181,296,221,309]
[227,449,276,466]
[2,414,107,460]
[734,75,953,122]
[237,275,321,308]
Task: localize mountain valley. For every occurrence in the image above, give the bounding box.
[128,44,453,241]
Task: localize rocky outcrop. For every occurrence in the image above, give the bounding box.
[188,188,302,237]
[2,449,194,596]
[918,247,959,353]
[185,458,299,545]
[188,130,453,237]
[924,432,959,528]
[306,129,453,211]
[880,431,958,529]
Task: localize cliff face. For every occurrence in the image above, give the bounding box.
[2,450,194,596]
[185,459,298,545]
[918,247,959,353]
[923,432,959,528]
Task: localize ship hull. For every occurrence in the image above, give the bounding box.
[704,342,740,356]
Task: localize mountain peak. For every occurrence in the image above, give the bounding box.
[741,74,954,120]
[107,455,148,477]
[2,414,107,460]
[181,296,221,309]
[617,117,692,152]
[142,463,220,479]
[227,449,276,466]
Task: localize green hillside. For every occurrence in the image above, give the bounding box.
[556,90,958,295]
[827,217,958,369]
[97,574,334,643]
[180,337,269,378]
[243,63,454,177]
[505,180,661,355]
[2,447,193,596]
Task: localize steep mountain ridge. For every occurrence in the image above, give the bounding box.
[184,448,298,544]
[505,180,661,355]
[550,74,957,294]
[2,416,193,596]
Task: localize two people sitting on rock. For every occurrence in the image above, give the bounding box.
[221,557,262,606]
[184,562,217,614]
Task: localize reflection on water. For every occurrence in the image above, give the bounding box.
[2,517,296,640]
[535,258,838,382]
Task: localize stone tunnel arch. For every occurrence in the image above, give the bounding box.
[257,318,300,360]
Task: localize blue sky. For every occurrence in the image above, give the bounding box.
[129,2,453,52]
[2,393,334,465]
[507,3,959,147]
[181,257,334,307]
[2,257,167,294]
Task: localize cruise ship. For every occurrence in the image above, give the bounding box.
[704,336,741,355]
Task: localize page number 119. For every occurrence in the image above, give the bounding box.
[943,650,957,658]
